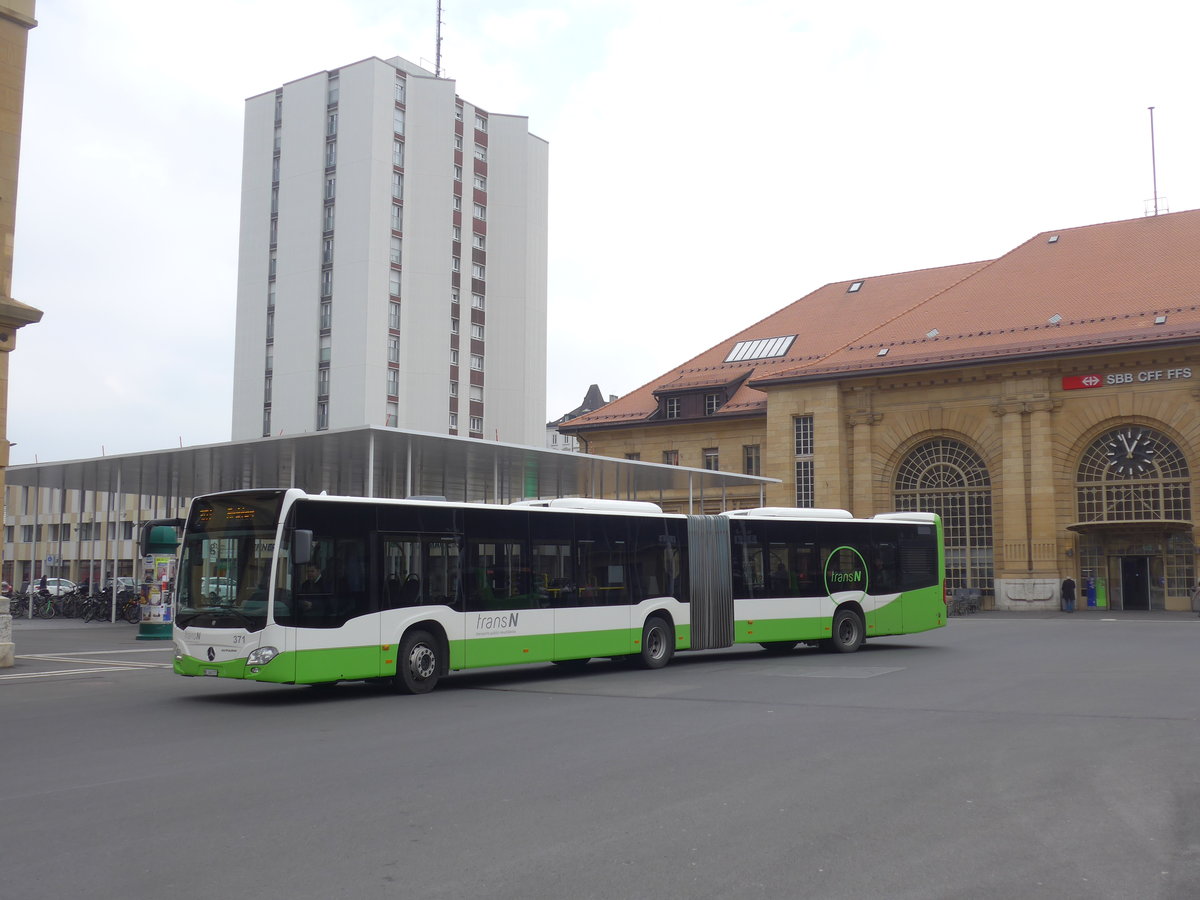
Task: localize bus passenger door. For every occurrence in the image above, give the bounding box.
[290,535,379,683]
[869,540,904,635]
[463,538,554,667]
[561,528,633,660]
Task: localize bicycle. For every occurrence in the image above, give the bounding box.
[58,587,86,619]
[117,589,142,624]
[81,591,111,623]
[31,589,56,619]
[8,592,30,618]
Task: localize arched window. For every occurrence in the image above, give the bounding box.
[895,439,993,595]
[1075,427,1190,523]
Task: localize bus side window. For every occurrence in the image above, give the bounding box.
[466,540,530,611]
[532,541,572,608]
[770,560,790,595]
[425,538,461,608]
[872,542,898,593]
[382,537,422,609]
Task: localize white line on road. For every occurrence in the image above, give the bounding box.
[15,654,172,669]
[769,666,905,678]
[0,666,148,681]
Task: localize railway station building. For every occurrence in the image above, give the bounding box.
[562,210,1200,612]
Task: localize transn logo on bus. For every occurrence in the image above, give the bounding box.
[824,547,868,598]
[476,613,520,631]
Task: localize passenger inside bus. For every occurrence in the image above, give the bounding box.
[397,573,421,605]
[299,563,326,594]
[771,563,790,595]
[296,563,327,613]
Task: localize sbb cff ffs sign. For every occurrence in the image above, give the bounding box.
[1063,368,1193,390]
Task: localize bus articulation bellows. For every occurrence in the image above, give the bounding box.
[171,490,945,693]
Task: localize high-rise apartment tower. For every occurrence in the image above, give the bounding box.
[231,56,548,445]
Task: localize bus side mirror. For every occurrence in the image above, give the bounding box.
[293,529,313,566]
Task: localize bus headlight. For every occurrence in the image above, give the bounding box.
[247,646,279,666]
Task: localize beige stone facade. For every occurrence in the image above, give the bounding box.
[581,345,1200,611]
[567,212,1200,613]
[579,416,770,514]
[3,484,186,591]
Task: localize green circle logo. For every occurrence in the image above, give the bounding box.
[823,546,868,600]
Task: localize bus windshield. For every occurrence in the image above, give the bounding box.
[175,492,287,631]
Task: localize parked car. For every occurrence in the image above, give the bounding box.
[104,577,139,593]
[21,577,76,597]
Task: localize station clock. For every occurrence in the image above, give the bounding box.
[1106,429,1156,475]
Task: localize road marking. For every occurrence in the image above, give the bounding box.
[2,647,175,681]
[15,653,172,669]
[0,666,149,681]
[770,666,904,678]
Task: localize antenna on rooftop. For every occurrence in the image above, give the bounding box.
[435,0,444,77]
[1145,106,1168,216]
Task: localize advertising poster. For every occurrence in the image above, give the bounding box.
[143,554,177,625]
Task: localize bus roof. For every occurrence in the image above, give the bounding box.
[722,507,855,520]
[509,498,664,514]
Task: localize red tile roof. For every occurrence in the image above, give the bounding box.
[565,209,1200,430]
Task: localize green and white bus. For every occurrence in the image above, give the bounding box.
[171,489,945,693]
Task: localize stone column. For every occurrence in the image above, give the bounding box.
[1027,400,1060,573]
[847,412,882,517]
[0,4,40,666]
[995,401,1028,577]
[991,397,1060,609]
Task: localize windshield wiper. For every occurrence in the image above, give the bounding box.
[178,604,257,628]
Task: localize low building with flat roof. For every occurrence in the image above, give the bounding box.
[2,426,772,590]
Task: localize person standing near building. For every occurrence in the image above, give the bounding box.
[1061,577,1076,613]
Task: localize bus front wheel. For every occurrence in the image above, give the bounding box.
[636,616,674,669]
[826,608,864,653]
[395,629,440,694]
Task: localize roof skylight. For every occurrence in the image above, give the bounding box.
[1048,314,1063,325]
[724,335,796,363]
[847,280,864,293]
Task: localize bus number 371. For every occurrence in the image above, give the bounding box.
[168,490,945,694]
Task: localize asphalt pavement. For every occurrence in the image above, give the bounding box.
[2,611,1199,900]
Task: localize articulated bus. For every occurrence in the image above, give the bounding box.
[170,489,945,693]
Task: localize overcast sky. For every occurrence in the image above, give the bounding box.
[9,0,1199,465]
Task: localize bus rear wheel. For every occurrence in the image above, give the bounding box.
[636,616,674,669]
[826,608,864,653]
[394,629,440,694]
